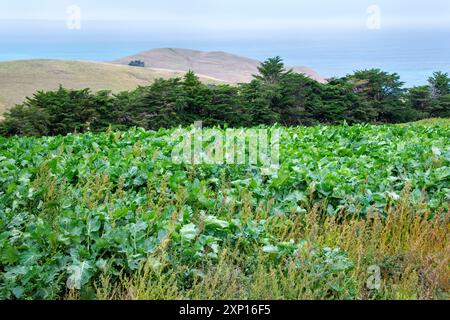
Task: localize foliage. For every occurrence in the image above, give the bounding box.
[253,56,292,84]
[0,121,448,299]
[409,72,450,119]
[429,71,450,98]
[344,69,410,123]
[2,58,449,137]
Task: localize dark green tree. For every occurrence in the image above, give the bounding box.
[429,71,450,98]
[427,72,450,118]
[181,71,211,124]
[239,80,280,125]
[436,94,450,118]
[0,86,99,136]
[0,104,50,136]
[277,72,323,126]
[133,78,185,130]
[108,89,144,130]
[321,78,370,124]
[1,61,447,138]
[345,69,410,123]
[199,85,247,126]
[408,85,433,119]
[254,56,292,84]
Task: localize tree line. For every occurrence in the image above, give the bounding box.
[1,57,449,137]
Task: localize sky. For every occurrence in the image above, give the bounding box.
[0,0,449,86]
[1,0,449,30]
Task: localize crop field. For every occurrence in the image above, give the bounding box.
[0,120,449,300]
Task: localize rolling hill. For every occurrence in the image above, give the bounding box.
[0,59,222,114]
[0,48,325,114]
[113,48,326,84]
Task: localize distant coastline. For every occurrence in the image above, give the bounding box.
[1,28,449,87]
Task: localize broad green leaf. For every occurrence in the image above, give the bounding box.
[66,261,93,290]
[203,216,229,230]
[180,224,198,241]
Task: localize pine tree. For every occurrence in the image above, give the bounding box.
[254,56,292,84]
[408,86,433,119]
[181,71,211,124]
[239,80,280,125]
[277,73,323,126]
[429,71,450,98]
[345,69,408,123]
[134,78,185,130]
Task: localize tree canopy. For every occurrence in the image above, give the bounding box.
[1,57,448,137]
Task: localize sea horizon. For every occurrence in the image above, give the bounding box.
[1,21,449,87]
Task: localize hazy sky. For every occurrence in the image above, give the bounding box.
[1,0,449,29]
[0,1,449,85]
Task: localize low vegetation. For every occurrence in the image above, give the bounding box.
[0,121,448,299]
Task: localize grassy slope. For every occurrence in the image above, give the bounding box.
[0,59,223,114]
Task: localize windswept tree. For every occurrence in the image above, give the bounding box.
[321,78,370,124]
[0,104,50,136]
[429,71,450,98]
[181,70,211,124]
[408,85,433,119]
[203,85,250,127]
[276,72,323,126]
[133,78,186,130]
[254,56,292,84]
[427,71,450,118]
[239,80,280,125]
[406,72,450,119]
[345,69,410,123]
[0,86,101,136]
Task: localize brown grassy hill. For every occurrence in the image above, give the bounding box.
[0,49,326,114]
[113,48,326,84]
[0,59,222,113]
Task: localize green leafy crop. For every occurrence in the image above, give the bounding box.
[0,121,448,299]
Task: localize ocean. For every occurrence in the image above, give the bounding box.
[1,24,449,87]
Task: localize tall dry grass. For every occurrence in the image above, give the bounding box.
[89,186,449,300]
